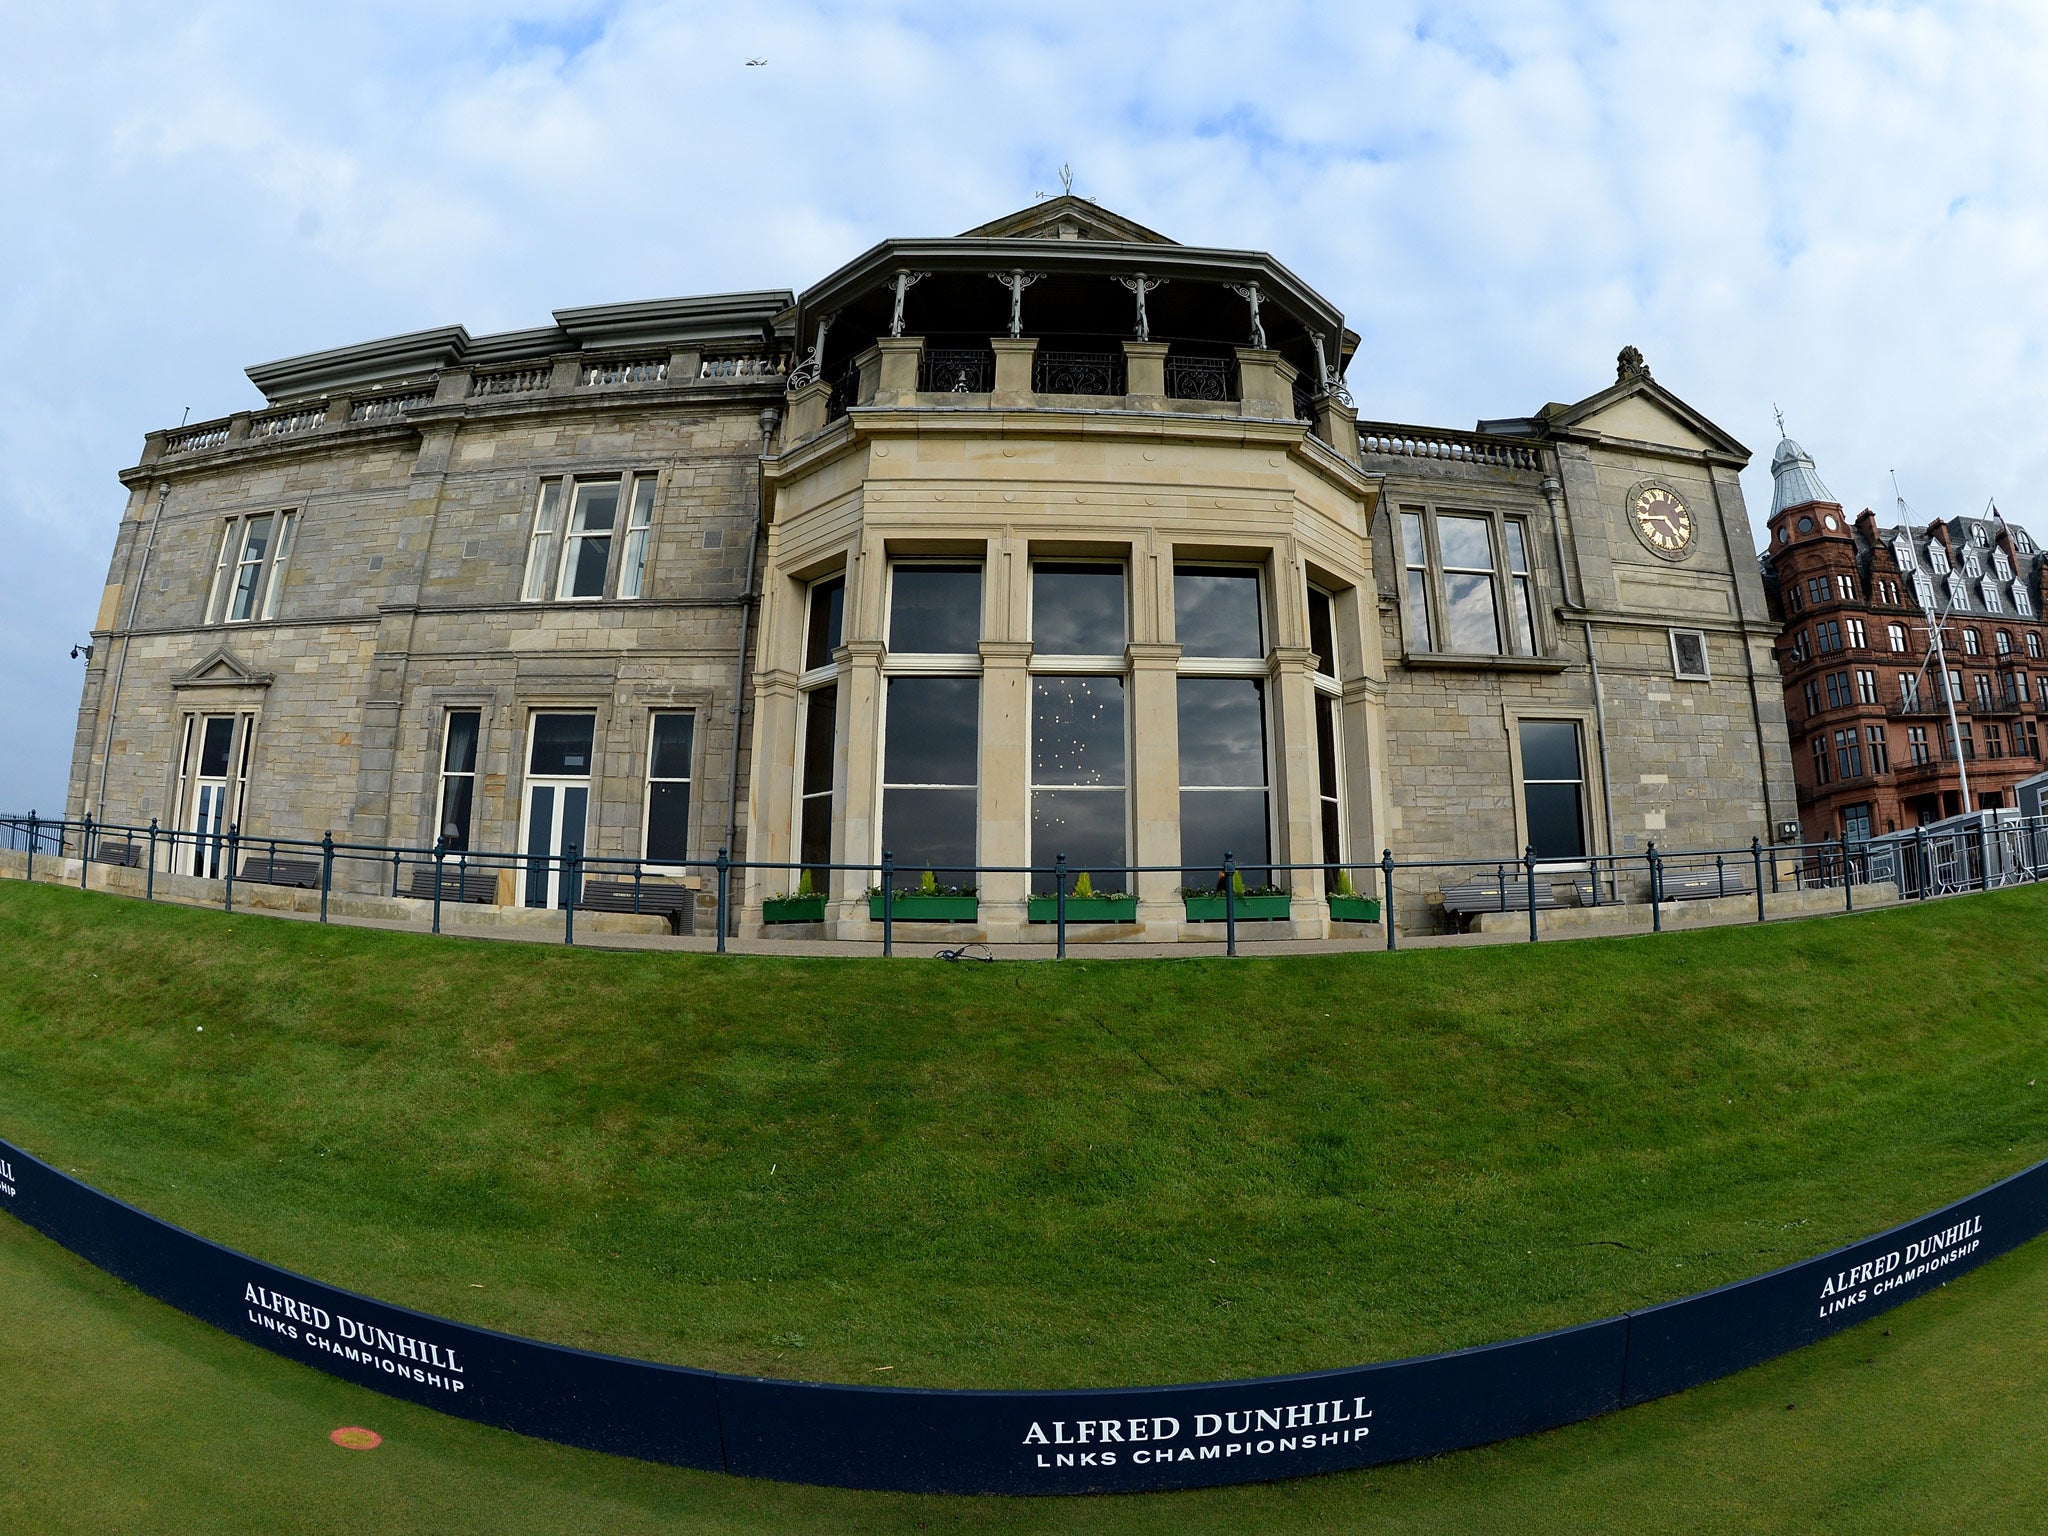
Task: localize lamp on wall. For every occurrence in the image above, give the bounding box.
[69,642,93,662]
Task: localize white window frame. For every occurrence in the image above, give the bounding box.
[876,560,985,871]
[1396,504,1545,659]
[1026,560,1134,890]
[520,473,657,603]
[1174,561,1277,885]
[641,709,695,869]
[434,707,483,851]
[205,510,297,624]
[617,476,658,599]
[794,571,847,893]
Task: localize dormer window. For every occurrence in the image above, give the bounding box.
[1974,525,1990,545]
[1929,543,1950,575]
[1892,535,1917,572]
[1914,573,1936,610]
[2018,530,2036,554]
[1983,580,2004,614]
[1963,548,1982,578]
[2015,583,2035,618]
[1993,549,2014,580]
[1949,572,1969,609]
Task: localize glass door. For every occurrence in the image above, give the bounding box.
[520,713,595,908]
[186,716,237,878]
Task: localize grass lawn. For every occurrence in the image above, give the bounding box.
[2,878,2047,1396]
[8,1159,2048,1533]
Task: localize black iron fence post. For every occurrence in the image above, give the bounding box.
[1054,852,1068,961]
[1841,836,1854,912]
[1751,837,1765,924]
[1648,842,1662,933]
[224,823,239,912]
[1381,848,1396,951]
[25,811,35,881]
[563,844,579,946]
[1916,824,1930,900]
[432,841,446,934]
[320,832,333,923]
[716,847,730,955]
[1978,820,1992,893]
[1223,851,1238,958]
[80,813,93,889]
[147,818,158,901]
[391,847,402,898]
[881,851,895,958]
[1524,845,1539,943]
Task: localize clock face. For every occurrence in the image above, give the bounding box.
[1633,486,1695,555]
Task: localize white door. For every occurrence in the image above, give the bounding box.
[520,713,595,908]
[187,716,236,878]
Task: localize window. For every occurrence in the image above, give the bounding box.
[643,712,694,864]
[1888,622,1907,652]
[1846,617,1867,648]
[1963,628,1981,655]
[1983,580,2005,614]
[1948,722,1976,760]
[1399,511,1433,652]
[1866,726,1889,774]
[1843,804,1872,844]
[1808,577,1825,604]
[1908,725,1930,765]
[520,475,656,602]
[1929,542,1950,575]
[1803,680,1821,716]
[1985,722,2005,759]
[205,511,296,623]
[1963,547,1983,578]
[1837,574,1856,601]
[1177,566,1269,886]
[1824,671,1849,709]
[435,710,480,850]
[2031,634,2043,659]
[1817,619,1843,653]
[882,564,982,881]
[2015,584,2035,618]
[1031,562,1130,892]
[2022,719,2041,759]
[797,574,844,891]
[177,711,256,878]
[1308,586,1349,891]
[1811,736,1830,785]
[1398,508,1540,657]
[1974,674,1994,708]
[1950,572,1969,609]
[1518,720,1587,860]
[1856,669,1877,705]
[1307,588,1339,680]
[1994,548,2015,581]
[1834,728,1862,779]
[1790,629,1810,663]
[1898,673,1920,711]
[2016,673,2032,703]
[1893,535,1918,572]
[1787,584,1803,613]
[617,477,657,599]
[1914,573,1936,611]
[521,713,595,909]
[1670,628,1710,681]
[1996,630,2013,655]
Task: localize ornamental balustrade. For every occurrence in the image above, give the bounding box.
[699,354,784,380]
[347,391,432,423]
[469,366,552,398]
[1357,425,1544,471]
[1163,352,1236,402]
[250,406,326,439]
[917,347,995,393]
[1032,348,1125,396]
[164,422,232,454]
[579,357,669,387]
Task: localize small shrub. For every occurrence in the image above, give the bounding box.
[1073,871,1095,900]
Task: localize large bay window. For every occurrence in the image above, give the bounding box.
[881,565,982,882]
[206,510,296,623]
[1030,563,1129,891]
[1176,566,1270,887]
[797,575,845,890]
[521,473,659,601]
[1307,585,1348,892]
[1397,506,1543,658]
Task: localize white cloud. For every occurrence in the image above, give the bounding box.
[5,0,2048,805]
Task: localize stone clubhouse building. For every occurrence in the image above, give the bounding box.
[63,197,1797,939]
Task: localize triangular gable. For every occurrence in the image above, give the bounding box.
[957,195,1177,245]
[173,647,273,689]
[1541,355,1749,460]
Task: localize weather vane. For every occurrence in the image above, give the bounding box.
[1773,403,1785,437]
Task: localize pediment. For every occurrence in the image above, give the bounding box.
[174,646,274,689]
[957,196,1176,245]
[1544,365,1748,461]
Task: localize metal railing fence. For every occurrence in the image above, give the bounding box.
[5,809,2045,960]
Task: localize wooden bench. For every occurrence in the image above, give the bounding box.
[237,853,322,888]
[406,864,501,905]
[1657,865,1754,901]
[577,877,698,936]
[1437,876,1563,932]
[90,837,143,868]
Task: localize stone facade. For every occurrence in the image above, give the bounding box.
[66,199,1796,935]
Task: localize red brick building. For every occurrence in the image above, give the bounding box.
[1762,437,2048,840]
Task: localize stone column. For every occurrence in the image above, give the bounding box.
[978,641,1033,933]
[992,338,1038,408]
[1126,641,1184,927]
[744,667,801,918]
[1267,645,1324,928]
[831,638,885,926]
[872,336,924,406]
[1234,349,1292,420]
[1123,341,1168,408]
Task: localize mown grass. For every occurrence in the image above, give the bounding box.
[1,879,2046,1392]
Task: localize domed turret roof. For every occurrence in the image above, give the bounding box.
[1769,436,1835,517]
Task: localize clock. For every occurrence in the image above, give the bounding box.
[1631,485,1696,557]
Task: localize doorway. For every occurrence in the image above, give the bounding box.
[520,713,595,908]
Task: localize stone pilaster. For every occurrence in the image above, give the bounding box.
[872,337,924,406]
[991,338,1037,408]
[1122,341,1168,407]
[977,640,1033,924]
[1126,641,1183,922]
[831,638,885,919]
[1267,645,1324,911]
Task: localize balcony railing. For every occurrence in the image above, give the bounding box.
[470,366,551,398]
[1164,352,1236,402]
[1358,424,1543,471]
[918,347,994,393]
[699,353,784,381]
[348,390,432,423]
[1032,349,1126,396]
[250,406,326,439]
[579,357,668,387]
[165,423,232,455]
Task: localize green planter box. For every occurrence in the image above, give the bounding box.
[1027,894,1138,923]
[1327,895,1381,923]
[1183,893,1292,922]
[869,894,979,923]
[762,895,826,924]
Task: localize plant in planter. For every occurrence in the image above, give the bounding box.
[763,868,827,924]
[868,866,980,922]
[1027,867,1138,923]
[1326,866,1381,924]
[1182,869,1293,921]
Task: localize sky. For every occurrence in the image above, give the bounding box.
[5,0,2047,811]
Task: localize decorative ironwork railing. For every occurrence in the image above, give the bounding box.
[579,357,669,387]
[348,390,432,423]
[165,422,232,454]
[826,359,862,421]
[469,366,551,398]
[1164,353,1236,402]
[699,353,784,380]
[250,406,326,439]
[1032,349,1125,395]
[1292,376,1315,423]
[1357,425,1543,471]
[918,347,994,393]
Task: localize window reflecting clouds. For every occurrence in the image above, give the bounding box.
[1032,675,1126,891]
[1033,564,1126,655]
[890,566,982,654]
[1174,567,1263,658]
